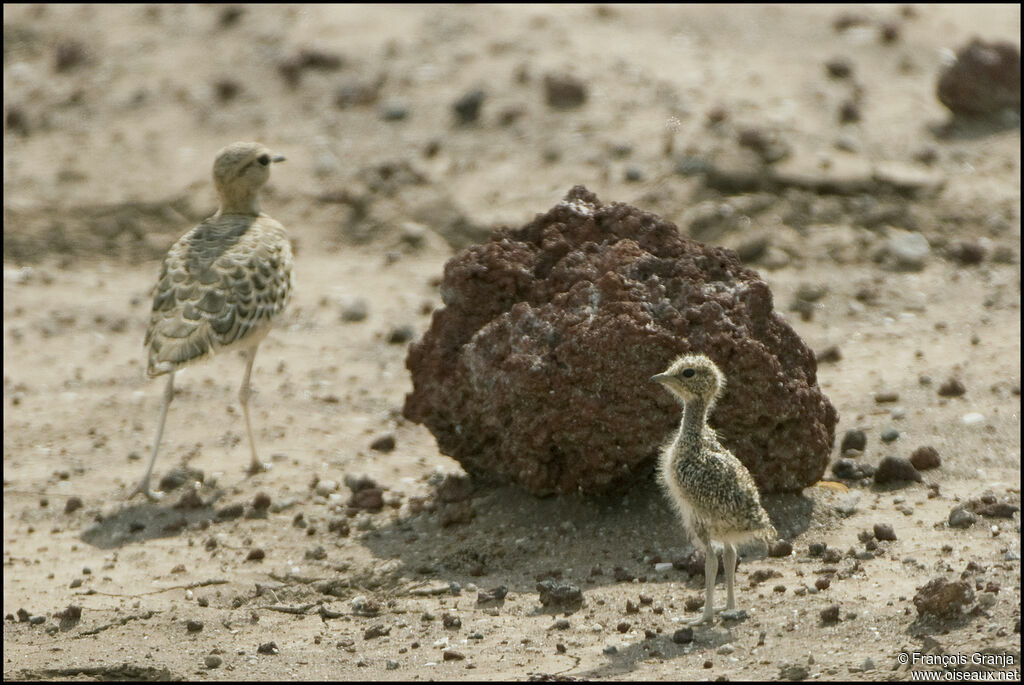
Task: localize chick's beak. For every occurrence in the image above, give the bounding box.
[650,373,670,384]
[271,154,286,163]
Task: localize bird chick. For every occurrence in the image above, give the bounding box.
[132,142,292,500]
[652,353,776,625]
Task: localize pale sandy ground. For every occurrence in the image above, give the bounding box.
[3,4,1020,681]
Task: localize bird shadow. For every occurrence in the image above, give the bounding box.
[79,486,221,550]
[359,473,818,599]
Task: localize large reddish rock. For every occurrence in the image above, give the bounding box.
[404,186,837,495]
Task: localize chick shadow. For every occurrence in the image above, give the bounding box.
[361,469,816,677]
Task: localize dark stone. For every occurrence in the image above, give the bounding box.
[825,58,853,79]
[950,241,986,265]
[967,499,1020,519]
[768,539,793,558]
[948,506,977,529]
[873,523,897,541]
[64,497,83,514]
[937,39,1020,116]
[403,186,838,495]
[537,579,583,609]
[363,624,390,639]
[874,456,922,484]
[880,428,900,443]
[937,378,966,397]
[840,429,867,454]
[914,578,974,618]
[252,492,272,510]
[349,487,384,511]
[55,40,89,72]
[370,434,396,452]
[808,542,827,557]
[257,641,279,654]
[832,458,875,480]
[909,446,941,470]
[477,586,507,604]
[186,619,203,633]
[820,604,840,623]
[453,89,486,125]
[544,73,587,108]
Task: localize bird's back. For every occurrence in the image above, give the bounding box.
[145,213,292,377]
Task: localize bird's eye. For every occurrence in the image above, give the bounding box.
[682,368,695,378]
[257,154,271,166]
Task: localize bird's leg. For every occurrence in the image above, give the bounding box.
[239,347,268,475]
[130,372,175,501]
[688,542,718,625]
[724,543,737,611]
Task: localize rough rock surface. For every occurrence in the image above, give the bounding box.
[937,39,1021,116]
[403,186,838,495]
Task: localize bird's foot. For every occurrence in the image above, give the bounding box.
[686,605,731,625]
[127,481,165,502]
[686,610,717,626]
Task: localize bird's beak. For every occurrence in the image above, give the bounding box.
[271,154,286,163]
[651,373,670,384]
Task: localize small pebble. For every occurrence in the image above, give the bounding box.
[452,89,485,125]
[961,413,984,425]
[825,57,853,79]
[948,507,977,529]
[840,429,866,454]
[938,378,966,397]
[204,654,222,669]
[186,619,203,633]
[909,446,941,470]
[769,539,793,557]
[880,428,900,443]
[820,604,841,623]
[380,100,408,121]
[873,523,897,541]
[874,456,922,484]
[544,73,587,108]
[257,641,278,655]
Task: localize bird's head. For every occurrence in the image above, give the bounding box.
[651,353,725,407]
[212,142,285,211]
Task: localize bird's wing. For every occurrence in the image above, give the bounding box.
[145,215,292,376]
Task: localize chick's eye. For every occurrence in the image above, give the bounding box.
[682,368,695,378]
[257,154,271,166]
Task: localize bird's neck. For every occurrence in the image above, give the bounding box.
[216,186,262,216]
[680,396,709,445]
